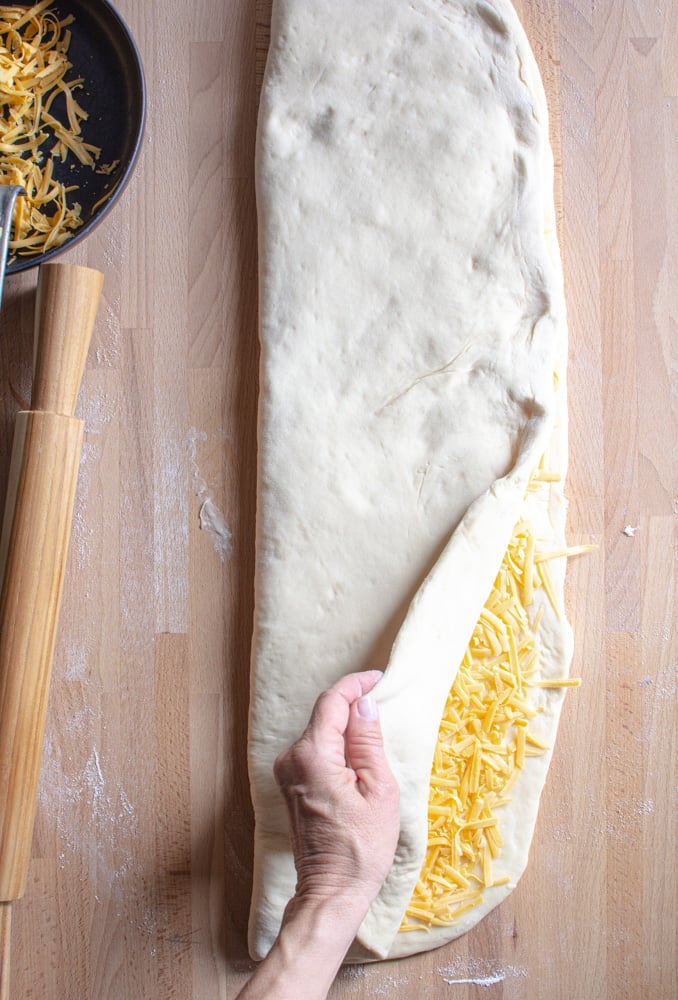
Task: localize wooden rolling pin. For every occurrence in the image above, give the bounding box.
[0,263,103,912]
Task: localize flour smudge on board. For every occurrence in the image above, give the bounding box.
[38,702,138,887]
[187,425,233,560]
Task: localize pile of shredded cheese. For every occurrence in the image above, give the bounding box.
[0,0,103,256]
[401,472,590,932]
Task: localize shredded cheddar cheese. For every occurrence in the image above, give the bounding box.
[401,476,586,933]
[0,1,102,256]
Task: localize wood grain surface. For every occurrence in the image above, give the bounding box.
[0,1,675,997]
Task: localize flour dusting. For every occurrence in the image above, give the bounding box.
[338,965,414,995]
[38,706,138,882]
[61,638,90,682]
[199,496,233,560]
[71,440,99,572]
[187,426,233,560]
[442,972,505,986]
[338,952,529,994]
[438,957,527,988]
[340,957,526,994]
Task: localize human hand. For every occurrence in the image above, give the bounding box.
[238,672,400,1000]
[274,670,400,916]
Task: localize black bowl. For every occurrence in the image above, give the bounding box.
[6,0,146,274]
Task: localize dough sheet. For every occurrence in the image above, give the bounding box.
[248,0,571,961]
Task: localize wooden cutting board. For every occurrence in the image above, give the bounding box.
[0,1,674,997]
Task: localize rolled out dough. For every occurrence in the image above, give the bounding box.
[248,0,572,962]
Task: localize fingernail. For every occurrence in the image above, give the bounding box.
[357,694,378,720]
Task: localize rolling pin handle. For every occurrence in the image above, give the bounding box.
[31,263,105,415]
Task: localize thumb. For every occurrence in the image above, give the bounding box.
[345,692,391,790]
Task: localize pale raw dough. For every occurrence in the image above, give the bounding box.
[248,0,572,962]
